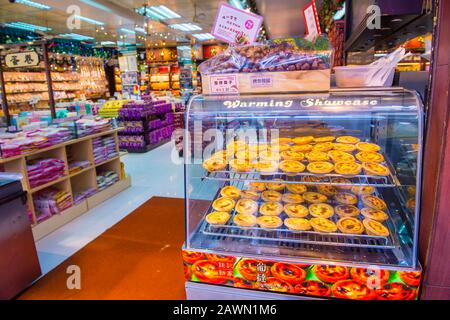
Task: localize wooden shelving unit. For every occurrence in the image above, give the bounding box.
[0,128,131,241]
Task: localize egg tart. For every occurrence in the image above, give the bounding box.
[334,161,362,176]
[261,190,282,202]
[259,202,284,216]
[309,203,335,219]
[284,204,309,218]
[317,185,338,197]
[235,150,258,162]
[333,143,357,153]
[313,142,334,152]
[212,197,236,212]
[305,151,330,162]
[356,151,385,163]
[335,205,360,217]
[303,176,326,183]
[220,186,241,199]
[282,193,305,204]
[227,141,248,153]
[356,142,381,153]
[286,184,308,194]
[291,144,313,153]
[248,182,266,192]
[363,218,390,237]
[235,199,258,215]
[406,198,416,211]
[211,150,232,160]
[328,150,356,163]
[280,150,305,161]
[331,177,353,190]
[229,159,253,173]
[361,208,389,222]
[240,190,260,201]
[257,216,283,229]
[363,162,390,177]
[259,149,281,161]
[265,179,286,191]
[314,136,336,143]
[351,186,375,196]
[203,157,228,172]
[303,192,328,204]
[270,144,290,153]
[310,218,338,233]
[234,214,257,227]
[279,160,306,174]
[293,136,314,145]
[337,217,365,234]
[335,192,359,205]
[206,212,231,225]
[255,160,279,174]
[307,161,335,174]
[336,136,361,144]
[362,195,387,211]
[284,218,312,231]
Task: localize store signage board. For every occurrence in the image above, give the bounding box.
[211,2,264,45]
[209,75,239,94]
[303,1,321,42]
[5,51,40,68]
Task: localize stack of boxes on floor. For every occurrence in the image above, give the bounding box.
[92,136,118,164]
[96,171,119,192]
[118,99,175,152]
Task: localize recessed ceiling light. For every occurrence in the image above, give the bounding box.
[4,22,51,32]
[137,5,181,20]
[59,33,95,41]
[79,0,113,13]
[15,0,51,10]
[193,33,215,41]
[169,23,202,32]
[120,28,136,34]
[135,27,147,34]
[74,15,105,26]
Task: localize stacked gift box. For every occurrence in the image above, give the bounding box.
[27,158,66,189]
[33,188,73,223]
[96,171,119,192]
[92,136,118,164]
[118,100,174,153]
[73,188,97,205]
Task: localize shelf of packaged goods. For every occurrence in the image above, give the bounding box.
[30,175,69,194]
[94,156,120,168]
[204,169,397,188]
[197,181,399,250]
[68,165,94,178]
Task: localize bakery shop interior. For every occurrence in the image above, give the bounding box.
[0,0,448,302]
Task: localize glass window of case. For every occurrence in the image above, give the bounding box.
[184,89,423,270]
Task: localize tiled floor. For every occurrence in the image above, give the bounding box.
[36,141,185,275]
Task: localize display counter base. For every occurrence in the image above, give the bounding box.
[32,176,131,241]
[186,282,315,300]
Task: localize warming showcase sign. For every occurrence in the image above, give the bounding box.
[182,250,422,300]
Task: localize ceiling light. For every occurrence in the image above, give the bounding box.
[100,41,116,46]
[135,27,147,34]
[120,28,136,34]
[59,33,95,41]
[79,0,112,13]
[74,15,105,26]
[193,33,215,41]
[15,0,51,10]
[137,5,181,20]
[4,22,51,32]
[169,23,202,32]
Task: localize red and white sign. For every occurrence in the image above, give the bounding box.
[303,1,321,42]
[211,2,264,45]
[209,74,239,94]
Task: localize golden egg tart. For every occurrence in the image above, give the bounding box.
[335,192,359,205]
[255,160,279,174]
[303,192,328,204]
[309,203,335,219]
[328,150,356,163]
[234,214,257,227]
[248,182,266,192]
[203,157,228,172]
[229,159,253,173]
[259,150,281,161]
[310,218,338,233]
[356,142,381,153]
[271,138,293,145]
[314,136,336,143]
[293,136,314,145]
[212,197,236,212]
[305,151,330,162]
[333,143,357,153]
[280,150,305,161]
[351,186,375,196]
[363,219,390,237]
[335,205,360,218]
[282,193,305,204]
[265,179,286,191]
[220,186,241,199]
[284,218,312,231]
[316,185,338,197]
[336,136,361,144]
[261,191,283,202]
[337,217,365,234]
[363,162,390,177]
[362,195,387,211]
[334,161,362,176]
[279,160,306,174]
[257,216,283,229]
[291,144,313,153]
[313,142,334,152]
[235,150,258,162]
[361,208,389,222]
[259,202,284,216]
[284,184,306,195]
[356,151,385,163]
[235,199,258,215]
[206,212,231,225]
[240,190,260,201]
[307,161,335,174]
[331,177,353,190]
[284,204,309,218]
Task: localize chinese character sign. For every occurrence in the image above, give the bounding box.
[212,2,263,45]
[5,51,40,68]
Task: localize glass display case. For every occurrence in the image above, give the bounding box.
[182,88,424,300]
